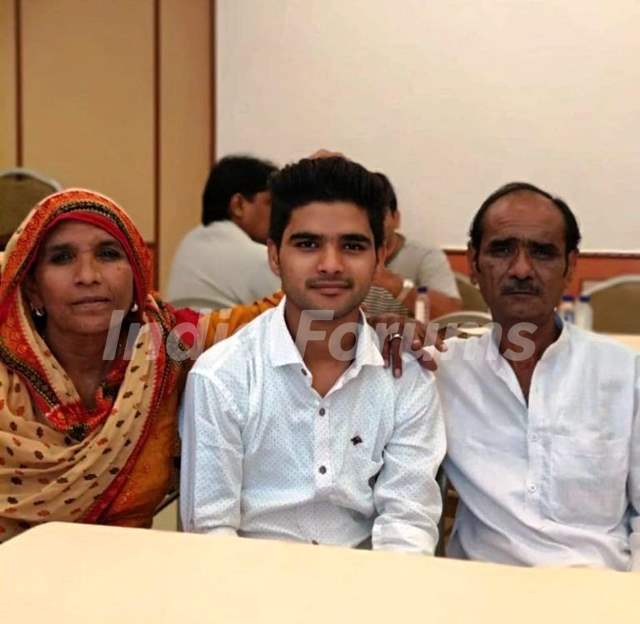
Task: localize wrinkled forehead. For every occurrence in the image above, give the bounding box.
[39,219,119,249]
[482,192,566,246]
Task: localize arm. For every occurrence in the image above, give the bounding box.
[372,266,462,319]
[201,291,284,348]
[179,371,244,535]
[371,367,446,554]
[629,370,640,571]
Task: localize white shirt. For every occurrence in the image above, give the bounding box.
[180,298,446,554]
[435,322,640,570]
[166,220,281,310]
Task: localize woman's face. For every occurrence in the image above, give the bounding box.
[25,221,135,338]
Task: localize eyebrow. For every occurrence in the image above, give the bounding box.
[288,232,372,244]
[42,239,123,254]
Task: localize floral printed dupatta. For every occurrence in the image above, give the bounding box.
[0,189,186,542]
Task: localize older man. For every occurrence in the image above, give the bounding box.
[436,182,639,571]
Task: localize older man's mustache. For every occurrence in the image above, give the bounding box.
[502,281,541,296]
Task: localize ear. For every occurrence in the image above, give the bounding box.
[467,244,480,284]
[564,249,578,284]
[228,193,244,221]
[392,210,401,230]
[267,239,281,277]
[22,274,43,310]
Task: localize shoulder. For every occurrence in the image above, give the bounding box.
[190,308,274,382]
[568,325,637,362]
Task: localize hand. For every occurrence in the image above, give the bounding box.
[308,149,346,160]
[366,314,447,376]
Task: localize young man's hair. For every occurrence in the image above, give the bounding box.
[268,157,386,248]
[375,172,398,214]
[201,155,278,226]
[469,181,582,257]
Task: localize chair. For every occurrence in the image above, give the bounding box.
[583,275,640,334]
[0,168,62,249]
[454,272,488,312]
[432,310,493,338]
[435,469,459,557]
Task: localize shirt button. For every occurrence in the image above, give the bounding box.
[318,465,327,475]
[530,433,539,442]
[319,408,326,416]
[528,484,537,493]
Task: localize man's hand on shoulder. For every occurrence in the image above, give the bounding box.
[366,313,447,376]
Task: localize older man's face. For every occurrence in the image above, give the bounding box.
[468,191,576,329]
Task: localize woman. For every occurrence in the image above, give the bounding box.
[0,188,280,542]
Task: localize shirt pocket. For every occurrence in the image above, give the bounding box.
[330,449,383,517]
[547,435,628,528]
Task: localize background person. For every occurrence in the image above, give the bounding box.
[364,173,462,318]
[167,155,281,310]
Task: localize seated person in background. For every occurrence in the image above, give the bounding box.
[167,155,281,310]
[363,173,462,318]
[436,182,640,571]
[180,157,446,553]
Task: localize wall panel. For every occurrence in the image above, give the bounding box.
[21,0,155,239]
[0,0,17,168]
[158,0,212,292]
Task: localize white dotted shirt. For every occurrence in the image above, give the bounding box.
[180,298,446,554]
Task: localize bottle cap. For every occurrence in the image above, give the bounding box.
[417,286,428,294]
[579,294,591,302]
[561,294,575,302]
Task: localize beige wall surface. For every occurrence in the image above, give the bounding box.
[216,0,640,252]
[2,0,212,285]
[0,0,17,169]
[21,0,155,239]
[159,0,211,292]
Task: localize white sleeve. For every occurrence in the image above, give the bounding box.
[180,370,244,535]
[371,366,446,554]
[629,367,640,571]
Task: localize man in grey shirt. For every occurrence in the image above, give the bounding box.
[364,173,462,318]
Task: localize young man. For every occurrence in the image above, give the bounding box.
[436,182,640,571]
[167,155,281,310]
[180,157,446,553]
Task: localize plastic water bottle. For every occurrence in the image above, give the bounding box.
[414,286,430,323]
[575,294,593,330]
[558,294,576,324]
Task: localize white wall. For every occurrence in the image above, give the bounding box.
[217,0,640,252]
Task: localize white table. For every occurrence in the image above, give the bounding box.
[0,523,638,623]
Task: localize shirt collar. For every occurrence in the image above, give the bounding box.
[487,312,570,368]
[267,297,384,371]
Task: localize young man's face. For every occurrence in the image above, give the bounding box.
[268,201,382,322]
[468,191,576,328]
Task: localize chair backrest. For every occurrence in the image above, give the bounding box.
[583,275,640,334]
[432,310,493,338]
[454,272,488,311]
[0,168,62,249]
